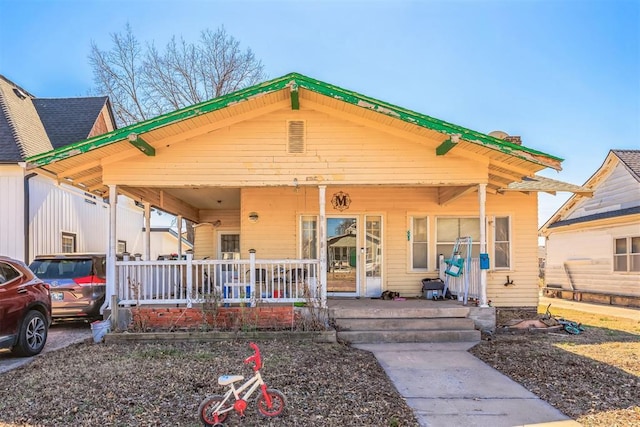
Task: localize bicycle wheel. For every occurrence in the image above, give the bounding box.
[199,394,232,426]
[563,324,582,335]
[256,388,286,417]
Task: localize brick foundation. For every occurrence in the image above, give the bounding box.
[128,306,296,331]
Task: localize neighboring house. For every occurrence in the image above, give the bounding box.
[25,72,590,311]
[136,227,193,260]
[0,75,144,262]
[540,149,640,307]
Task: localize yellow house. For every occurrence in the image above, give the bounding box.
[26,73,589,314]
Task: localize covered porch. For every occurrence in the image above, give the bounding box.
[25,73,590,318]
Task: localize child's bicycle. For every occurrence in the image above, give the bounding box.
[542,304,585,335]
[198,342,286,426]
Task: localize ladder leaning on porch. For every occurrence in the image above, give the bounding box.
[443,236,473,305]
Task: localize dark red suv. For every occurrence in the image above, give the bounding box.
[0,256,52,356]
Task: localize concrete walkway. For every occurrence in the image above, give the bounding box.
[355,342,580,427]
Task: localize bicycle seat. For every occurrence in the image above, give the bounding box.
[218,375,244,386]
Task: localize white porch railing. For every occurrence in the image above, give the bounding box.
[439,256,481,301]
[116,254,321,308]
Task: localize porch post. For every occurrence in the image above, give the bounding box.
[177,215,183,257]
[144,202,151,261]
[318,185,327,308]
[478,183,489,307]
[103,184,117,315]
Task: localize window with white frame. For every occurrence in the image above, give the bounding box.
[614,236,640,272]
[61,232,76,253]
[436,217,480,261]
[410,217,428,270]
[493,216,511,269]
[301,216,317,259]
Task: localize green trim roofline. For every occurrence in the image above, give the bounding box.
[26,72,563,169]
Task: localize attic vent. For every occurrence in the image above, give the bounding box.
[287,120,305,154]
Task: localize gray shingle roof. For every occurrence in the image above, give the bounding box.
[0,74,112,162]
[613,149,640,182]
[547,206,640,228]
[33,97,110,149]
[0,75,52,161]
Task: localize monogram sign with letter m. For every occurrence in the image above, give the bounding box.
[331,191,351,211]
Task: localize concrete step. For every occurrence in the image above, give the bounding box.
[335,317,476,331]
[330,306,470,319]
[337,329,481,344]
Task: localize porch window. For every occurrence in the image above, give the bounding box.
[61,232,76,253]
[410,217,428,270]
[117,240,127,254]
[614,236,640,272]
[436,218,480,261]
[301,216,317,259]
[493,216,511,269]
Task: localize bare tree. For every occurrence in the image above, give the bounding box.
[89,24,266,127]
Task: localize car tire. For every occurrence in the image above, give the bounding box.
[12,310,48,357]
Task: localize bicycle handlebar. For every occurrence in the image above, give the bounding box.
[243,342,262,371]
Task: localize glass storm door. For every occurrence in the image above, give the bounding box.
[326,217,358,296]
[364,215,382,297]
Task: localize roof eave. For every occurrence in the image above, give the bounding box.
[26,72,563,171]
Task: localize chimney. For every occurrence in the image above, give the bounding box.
[504,136,522,145]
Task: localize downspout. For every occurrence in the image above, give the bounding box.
[23,172,37,263]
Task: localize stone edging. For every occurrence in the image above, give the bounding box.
[103,330,337,344]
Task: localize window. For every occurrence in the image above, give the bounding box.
[0,262,20,284]
[494,216,511,269]
[614,236,640,272]
[301,216,317,259]
[117,240,127,254]
[61,232,76,253]
[436,217,480,261]
[411,217,428,270]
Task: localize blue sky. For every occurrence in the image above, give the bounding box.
[1,0,638,227]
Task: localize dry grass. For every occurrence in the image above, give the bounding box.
[0,340,419,427]
[470,304,640,427]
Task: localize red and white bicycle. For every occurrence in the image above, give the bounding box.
[198,342,286,426]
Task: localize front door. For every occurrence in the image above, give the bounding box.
[326,217,358,296]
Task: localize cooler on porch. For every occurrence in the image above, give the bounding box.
[422,278,445,300]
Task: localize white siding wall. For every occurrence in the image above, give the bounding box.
[545,222,640,296]
[568,163,640,219]
[0,165,25,260]
[28,175,144,262]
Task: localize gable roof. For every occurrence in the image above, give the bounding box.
[613,149,640,182]
[0,75,52,161]
[27,72,562,168]
[33,97,113,150]
[25,72,570,200]
[0,74,114,163]
[540,149,640,233]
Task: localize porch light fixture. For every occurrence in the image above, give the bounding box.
[248,212,259,223]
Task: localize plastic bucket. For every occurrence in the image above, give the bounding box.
[90,318,111,343]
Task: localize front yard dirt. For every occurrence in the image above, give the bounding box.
[470,304,640,427]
